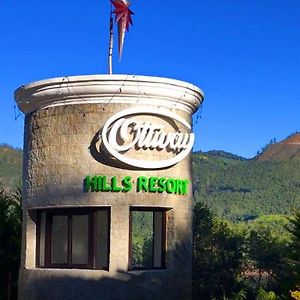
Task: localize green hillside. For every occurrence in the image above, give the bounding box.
[1,133,300,221]
[0,144,22,190]
[193,149,300,221]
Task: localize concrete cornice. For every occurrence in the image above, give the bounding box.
[14,74,204,114]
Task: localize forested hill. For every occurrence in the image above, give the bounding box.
[193,134,300,221]
[2,133,300,221]
[0,144,22,190]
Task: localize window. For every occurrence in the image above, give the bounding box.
[129,207,167,270]
[36,207,110,270]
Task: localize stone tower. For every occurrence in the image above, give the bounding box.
[15,75,204,300]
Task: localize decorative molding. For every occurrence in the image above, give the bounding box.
[14,74,204,114]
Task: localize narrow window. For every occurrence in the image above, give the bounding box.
[95,210,110,269]
[129,208,167,270]
[51,215,68,264]
[38,212,46,266]
[71,215,89,265]
[36,207,110,270]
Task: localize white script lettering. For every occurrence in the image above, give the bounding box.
[107,118,194,153]
[101,108,195,169]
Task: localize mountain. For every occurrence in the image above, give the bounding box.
[194,150,246,161]
[0,144,22,190]
[193,135,300,221]
[256,132,300,161]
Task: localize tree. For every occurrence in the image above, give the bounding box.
[287,210,300,297]
[243,226,290,298]
[193,202,244,299]
[0,188,22,300]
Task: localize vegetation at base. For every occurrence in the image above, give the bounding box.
[0,188,22,300]
[192,203,244,299]
[192,202,300,300]
[286,210,300,295]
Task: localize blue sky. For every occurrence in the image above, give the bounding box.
[0,0,299,158]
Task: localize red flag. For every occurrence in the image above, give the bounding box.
[111,0,134,60]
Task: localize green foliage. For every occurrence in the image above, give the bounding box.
[231,290,247,300]
[226,215,291,244]
[255,288,279,300]
[131,211,153,267]
[192,202,295,300]
[193,202,244,299]
[284,210,300,295]
[192,146,300,298]
[244,226,290,296]
[0,188,22,300]
[193,151,300,221]
[195,150,246,161]
[0,145,22,191]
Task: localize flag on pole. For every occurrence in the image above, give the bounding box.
[111,0,134,60]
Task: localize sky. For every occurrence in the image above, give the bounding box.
[0,0,299,158]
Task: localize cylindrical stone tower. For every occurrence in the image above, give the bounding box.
[15,75,204,300]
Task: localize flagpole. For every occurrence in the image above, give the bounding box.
[109,0,134,73]
[108,3,113,74]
